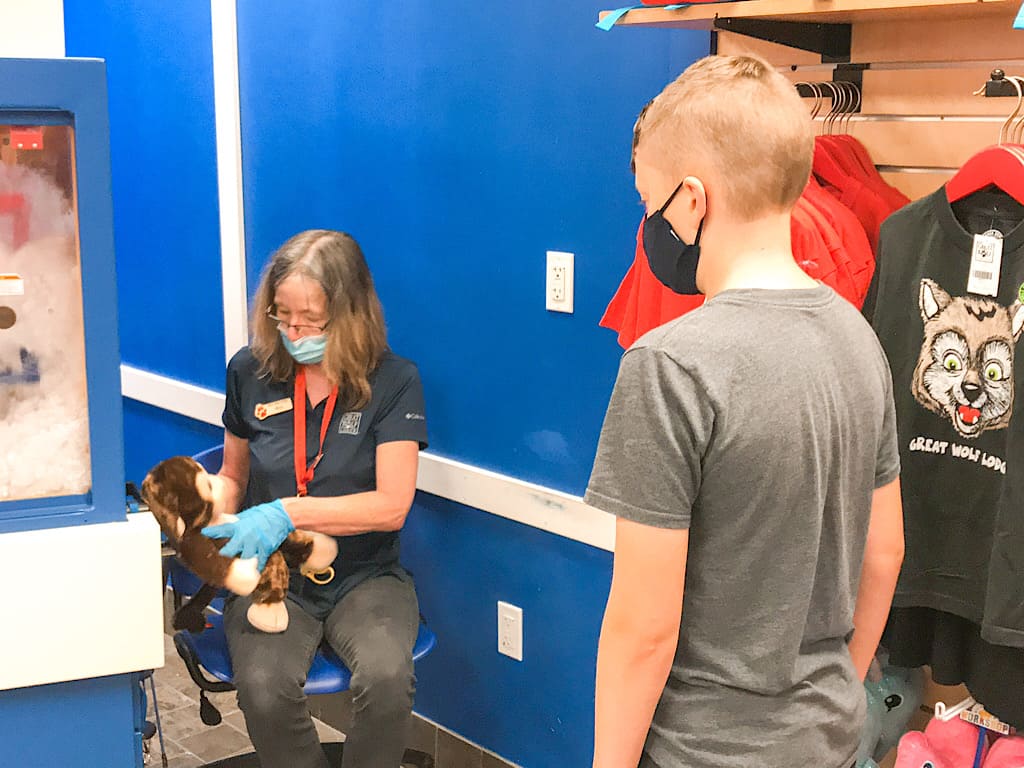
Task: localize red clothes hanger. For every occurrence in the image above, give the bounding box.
[946,145,1024,204]
[946,76,1024,205]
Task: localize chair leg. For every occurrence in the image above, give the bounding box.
[401,748,435,768]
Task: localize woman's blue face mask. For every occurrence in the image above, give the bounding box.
[279,329,327,364]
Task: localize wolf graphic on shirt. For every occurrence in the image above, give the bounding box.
[912,278,1024,439]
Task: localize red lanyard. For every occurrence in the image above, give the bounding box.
[293,367,339,497]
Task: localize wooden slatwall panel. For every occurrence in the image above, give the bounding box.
[718,8,1024,199]
[719,18,1024,766]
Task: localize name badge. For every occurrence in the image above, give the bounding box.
[254,397,293,420]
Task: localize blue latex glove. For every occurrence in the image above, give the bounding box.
[202,499,295,572]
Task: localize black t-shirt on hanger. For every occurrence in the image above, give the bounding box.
[865,185,1024,648]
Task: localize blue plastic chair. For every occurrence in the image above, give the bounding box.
[169,446,437,768]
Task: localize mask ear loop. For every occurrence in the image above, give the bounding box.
[657,178,687,216]
[692,212,706,247]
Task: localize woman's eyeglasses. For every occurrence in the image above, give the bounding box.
[266,306,329,335]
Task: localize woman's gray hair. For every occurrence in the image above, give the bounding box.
[250,230,387,409]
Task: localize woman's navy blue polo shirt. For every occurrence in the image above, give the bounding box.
[222,347,428,616]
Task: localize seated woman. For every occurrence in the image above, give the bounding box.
[204,229,427,768]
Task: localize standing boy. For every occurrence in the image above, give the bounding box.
[586,55,904,768]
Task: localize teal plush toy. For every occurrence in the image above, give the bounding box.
[856,654,926,767]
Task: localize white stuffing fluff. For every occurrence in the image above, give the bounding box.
[0,164,90,502]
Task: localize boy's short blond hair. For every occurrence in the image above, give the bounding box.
[635,54,813,220]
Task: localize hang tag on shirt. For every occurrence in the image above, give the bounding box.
[967,232,1003,297]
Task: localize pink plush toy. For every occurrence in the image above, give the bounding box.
[983,735,1024,768]
[895,715,989,768]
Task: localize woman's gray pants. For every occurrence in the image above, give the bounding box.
[224,573,419,768]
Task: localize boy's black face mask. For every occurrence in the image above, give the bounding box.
[643,179,706,296]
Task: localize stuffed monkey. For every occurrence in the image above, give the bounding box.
[142,455,337,633]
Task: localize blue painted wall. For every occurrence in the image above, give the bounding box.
[404,493,614,767]
[122,400,224,486]
[64,0,224,391]
[236,0,707,495]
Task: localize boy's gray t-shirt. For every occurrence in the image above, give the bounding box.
[586,285,900,768]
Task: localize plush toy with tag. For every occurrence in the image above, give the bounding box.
[857,657,926,767]
[983,734,1024,767]
[142,455,337,633]
[895,714,989,768]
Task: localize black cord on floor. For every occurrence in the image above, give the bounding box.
[147,673,169,768]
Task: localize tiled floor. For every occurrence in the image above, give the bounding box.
[144,633,345,767]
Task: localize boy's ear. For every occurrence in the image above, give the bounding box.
[681,176,708,222]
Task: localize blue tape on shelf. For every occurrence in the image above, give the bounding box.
[1015,1,1024,29]
[596,4,690,31]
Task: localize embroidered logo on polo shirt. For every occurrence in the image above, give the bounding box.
[338,411,362,435]
[254,397,293,420]
[405,412,425,421]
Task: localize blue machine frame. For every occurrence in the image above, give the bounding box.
[0,58,125,533]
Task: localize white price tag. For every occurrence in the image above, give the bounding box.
[0,273,24,296]
[967,233,1003,298]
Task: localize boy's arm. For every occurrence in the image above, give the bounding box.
[594,518,689,768]
[586,347,710,767]
[848,478,904,679]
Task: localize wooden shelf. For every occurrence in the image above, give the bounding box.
[599,0,1019,29]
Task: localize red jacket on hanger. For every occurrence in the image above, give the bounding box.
[813,139,898,252]
[601,209,842,349]
[600,219,704,349]
[795,194,860,306]
[833,134,911,211]
[802,176,875,306]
